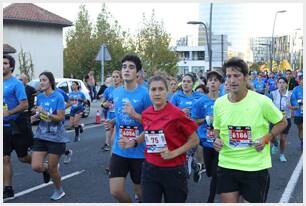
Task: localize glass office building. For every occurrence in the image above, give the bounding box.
[199,3,251,56]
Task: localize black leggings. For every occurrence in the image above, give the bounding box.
[203,147,219,203]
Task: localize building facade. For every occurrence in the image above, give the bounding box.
[174,34,229,74]
[3,3,72,79]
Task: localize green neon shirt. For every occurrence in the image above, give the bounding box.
[213,90,283,171]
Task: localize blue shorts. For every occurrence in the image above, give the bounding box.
[70,106,84,117]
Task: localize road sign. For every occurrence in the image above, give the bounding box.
[96,44,111,84]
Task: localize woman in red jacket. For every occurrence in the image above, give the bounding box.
[119,75,199,203]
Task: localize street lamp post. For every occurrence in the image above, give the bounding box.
[187,21,212,70]
[270,10,287,71]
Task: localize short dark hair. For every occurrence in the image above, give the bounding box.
[148,75,169,91]
[183,73,196,84]
[121,54,142,72]
[277,77,288,84]
[3,54,15,72]
[39,71,56,90]
[222,57,249,76]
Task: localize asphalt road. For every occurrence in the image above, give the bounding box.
[5,101,303,203]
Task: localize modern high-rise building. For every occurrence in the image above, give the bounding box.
[198,3,251,60]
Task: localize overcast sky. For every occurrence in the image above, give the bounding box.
[3,2,303,46]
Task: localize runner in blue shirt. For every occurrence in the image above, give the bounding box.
[31,71,67,201]
[290,73,303,150]
[253,75,266,94]
[104,54,151,203]
[170,73,203,117]
[170,73,203,179]
[3,54,30,201]
[191,70,223,202]
[68,81,86,142]
[266,72,277,93]
[101,70,122,151]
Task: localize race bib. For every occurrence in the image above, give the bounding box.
[145,130,167,153]
[228,126,252,148]
[206,126,215,143]
[120,126,138,140]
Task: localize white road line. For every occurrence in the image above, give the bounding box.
[14,170,85,198]
[279,154,303,203]
[66,124,102,133]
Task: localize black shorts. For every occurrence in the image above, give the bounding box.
[70,106,84,117]
[203,147,219,177]
[32,139,66,155]
[109,153,144,184]
[294,116,303,125]
[216,167,270,203]
[3,125,33,158]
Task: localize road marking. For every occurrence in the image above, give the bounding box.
[13,170,85,199]
[66,124,102,133]
[279,154,303,203]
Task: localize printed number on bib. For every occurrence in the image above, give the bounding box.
[145,130,167,153]
[206,126,215,143]
[228,126,252,148]
[120,126,138,140]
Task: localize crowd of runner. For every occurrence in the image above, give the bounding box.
[3,53,303,203]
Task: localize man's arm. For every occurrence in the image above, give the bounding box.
[4,100,28,117]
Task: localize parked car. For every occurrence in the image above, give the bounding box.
[28,78,91,118]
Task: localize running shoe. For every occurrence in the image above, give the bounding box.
[279,154,287,162]
[271,145,278,155]
[102,144,111,151]
[63,149,73,164]
[193,163,206,183]
[50,189,65,201]
[3,186,15,201]
[79,124,84,133]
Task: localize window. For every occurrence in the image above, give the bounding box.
[57,81,69,93]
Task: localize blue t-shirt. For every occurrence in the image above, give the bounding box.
[267,78,277,92]
[219,83,226,96]
[102,86,115,119]
[290,85,303,117]
[3,76,27,122]
[69,91,85,109]
[112,85,152,158]
[253,79,266,94]
[34,90,69,143]
[191,95,216,148]
[170,90,203,116]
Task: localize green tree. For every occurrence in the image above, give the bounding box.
[93,4,132,79]
[64,4,96,80]
[135,10,178,77]
[18,47,34,80]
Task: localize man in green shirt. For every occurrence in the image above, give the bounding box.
[213,57,287,203]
